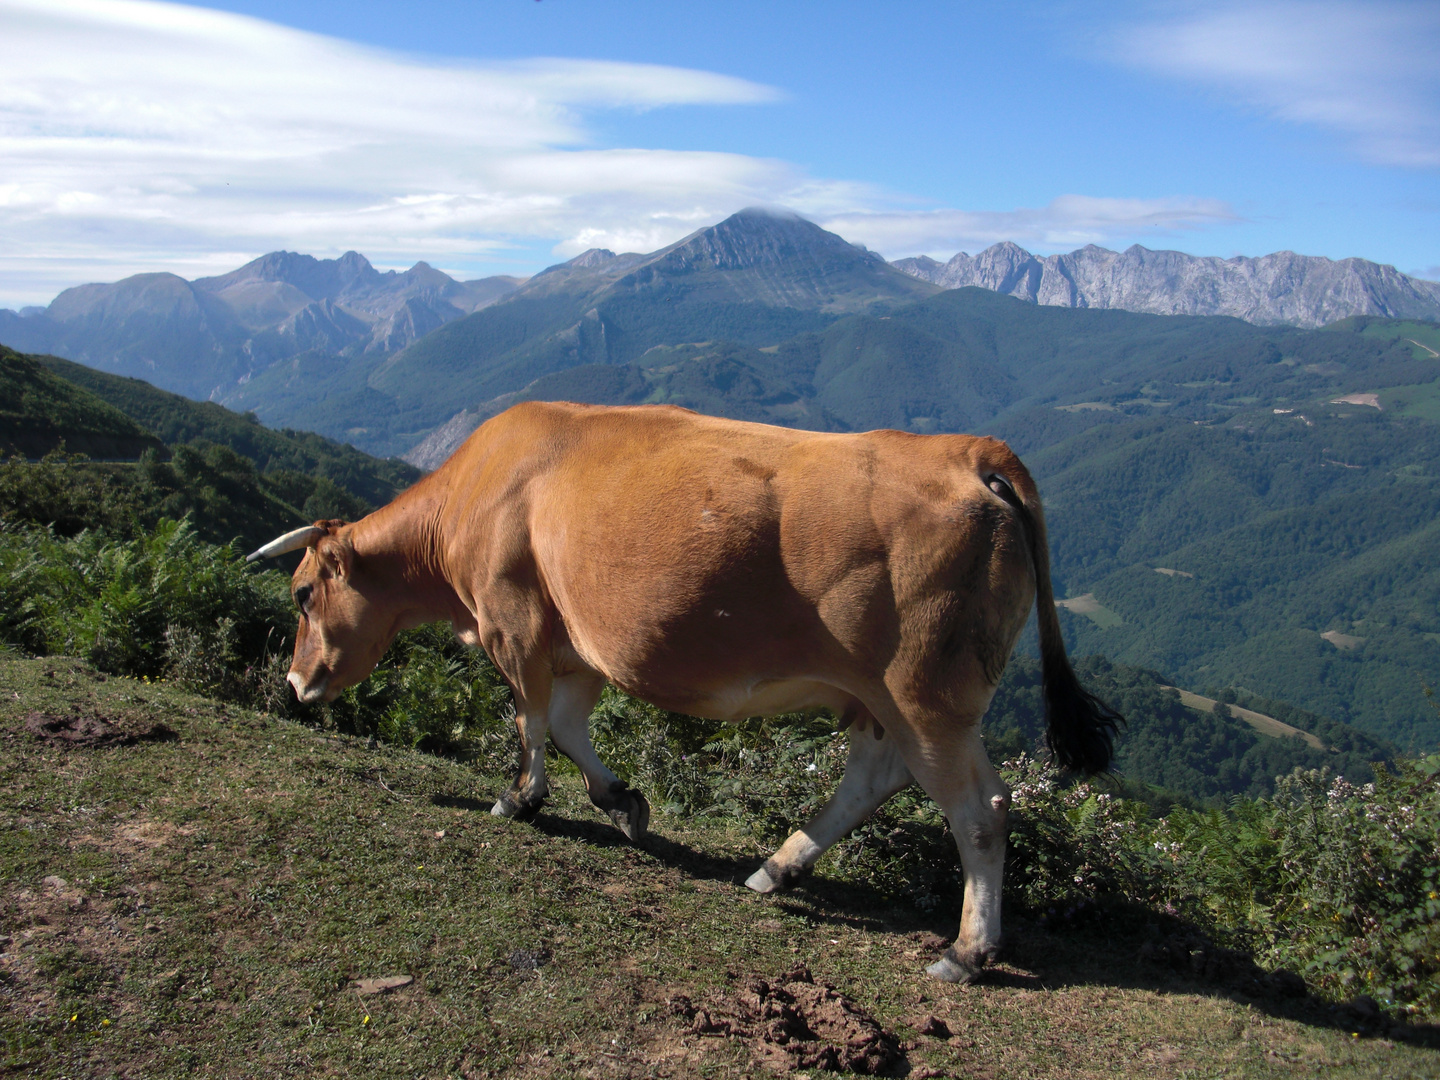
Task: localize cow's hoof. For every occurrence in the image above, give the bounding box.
[607,789,650,843]
[926,945,990,984]
[745,866,781,893]
[491,791,545,823]
[744,858,802,894]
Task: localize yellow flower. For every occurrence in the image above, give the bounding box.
[101,1019,111,1027]
[362,1015,370,1025]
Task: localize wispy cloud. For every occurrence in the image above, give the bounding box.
[0,0,789,304]
[0,0,1243,307]
[820,195,1240,259]
[1113,1,1440,168]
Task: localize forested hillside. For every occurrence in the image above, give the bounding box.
[1015,405,1440,747]
[0,348,163,460]
[394,292,1440,746]
[0,346,421,550]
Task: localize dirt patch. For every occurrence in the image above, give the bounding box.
[669,965,905,1075]
[1320,629,1366,651]
[1329,393,1381,409]
[24,711,177,748]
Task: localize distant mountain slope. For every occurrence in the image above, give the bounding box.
[1011,405,1440,748]
[0,253,522,401]
[405,285,1432,466]
[893,243,1440,328]
[228,208,935,455]
[0,346,163,459]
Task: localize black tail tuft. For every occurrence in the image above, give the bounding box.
[1043,664,1123,775]
[1003,466,1126,776]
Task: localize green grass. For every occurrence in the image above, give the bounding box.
[1336,318,1440,359]
[1382,377,1440,423]
[2,655,1436,1078]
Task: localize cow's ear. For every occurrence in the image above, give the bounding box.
[316,535,355,581]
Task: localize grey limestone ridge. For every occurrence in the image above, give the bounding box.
[891,243,1440,329]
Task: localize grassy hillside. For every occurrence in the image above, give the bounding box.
[3,655,1436,1078]
[0,347,163,460]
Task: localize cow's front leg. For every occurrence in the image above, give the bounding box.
[492,692,552,822]
[746,714,911,892]
[547,673,650,842]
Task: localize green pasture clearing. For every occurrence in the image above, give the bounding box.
[1054,593,1125,629]
[1339,319,1440,359]
[2,656,1435,1079]
[1380,377,1440,423]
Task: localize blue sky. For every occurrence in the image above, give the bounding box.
[1,0,1437,308]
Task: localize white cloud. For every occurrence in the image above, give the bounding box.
[820,195,1240,260]
[0,0,792,304]
[0,0,1245,307]
[1114,1,1440,168]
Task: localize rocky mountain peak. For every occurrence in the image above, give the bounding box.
[198,250,380,301]
[673,207,880,273]
[568,249,619,269]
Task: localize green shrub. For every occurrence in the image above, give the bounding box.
[0,517,291,689]
[1155,759,1440,1018]
[325,622,514,755]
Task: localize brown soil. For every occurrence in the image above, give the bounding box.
[23,711,177,748]
[669,964,905,1075]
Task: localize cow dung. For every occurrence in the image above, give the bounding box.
[670,965,904,1075]
[24,711,177,748]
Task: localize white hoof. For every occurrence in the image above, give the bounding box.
[926,953,972,983]
[491,798,518,818]
[926,948,986,983]
[745,866,781,894]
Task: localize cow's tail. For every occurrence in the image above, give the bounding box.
[1000,471,1122,775]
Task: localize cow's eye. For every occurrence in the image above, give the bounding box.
[294,585,312,611]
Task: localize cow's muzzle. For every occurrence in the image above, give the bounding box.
[287,669,332,704]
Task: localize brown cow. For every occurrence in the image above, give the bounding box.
[248,401,1119,981]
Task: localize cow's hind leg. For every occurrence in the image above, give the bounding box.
[745,716,912,893]
[491,677,554,823]
[897,723,1009,983]
[547,673,650,842]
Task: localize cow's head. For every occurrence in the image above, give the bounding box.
[247,520,397,703]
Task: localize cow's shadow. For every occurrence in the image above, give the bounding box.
[469,801,1440,1051]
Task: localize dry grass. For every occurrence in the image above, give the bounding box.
[1,655,1436,1079]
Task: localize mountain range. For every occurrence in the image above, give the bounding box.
[0,252,522,401]
[5,208,1440,453]
[893,242,1440,328]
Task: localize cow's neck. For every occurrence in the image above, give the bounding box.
[346,494,467,632]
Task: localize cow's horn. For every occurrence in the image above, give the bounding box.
[245,525,326,563]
